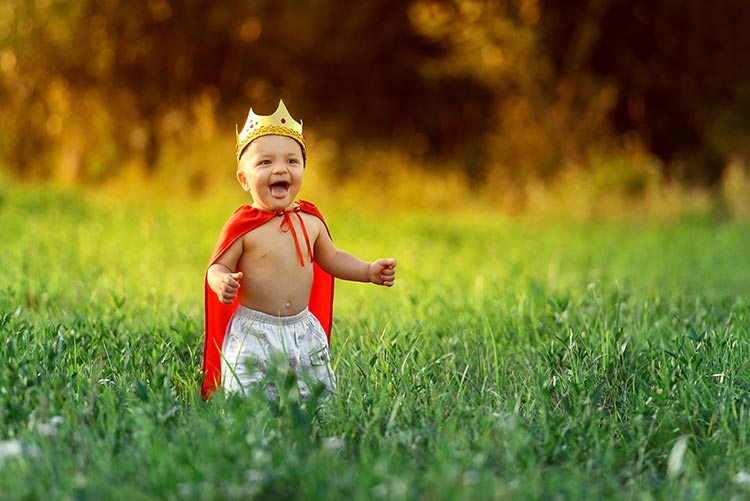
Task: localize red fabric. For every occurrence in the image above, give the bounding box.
[200,201,334,399]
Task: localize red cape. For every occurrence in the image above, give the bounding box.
[201,200,334,399]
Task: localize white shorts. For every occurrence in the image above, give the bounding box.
[221,306,336,398]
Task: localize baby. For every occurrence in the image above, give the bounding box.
[201,100,396,399]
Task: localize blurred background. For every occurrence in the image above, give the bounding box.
[1,0,749,217]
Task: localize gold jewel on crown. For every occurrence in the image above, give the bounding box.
[235,99,305,163]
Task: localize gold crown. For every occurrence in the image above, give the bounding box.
[235,99,305,163]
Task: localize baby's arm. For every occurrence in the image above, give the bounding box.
[314,223,397,287]
[207,237,244,304]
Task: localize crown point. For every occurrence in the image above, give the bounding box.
[236,99,305,163]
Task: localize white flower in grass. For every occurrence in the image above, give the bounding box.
[734,472,750,485]
[37,415,64,436]
[0,440,40,462]
[245,469,266,483]
[0,440,22,460]
[666,435,688,479]
[321,436,346,451]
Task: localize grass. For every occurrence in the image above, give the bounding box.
[0,182,749,499]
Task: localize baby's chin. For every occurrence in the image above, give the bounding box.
[251,198,297,212]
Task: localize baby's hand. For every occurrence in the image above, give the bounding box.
[369,258,397,287]
[216,271,243,304]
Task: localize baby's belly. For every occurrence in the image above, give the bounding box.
[238,270,314,317]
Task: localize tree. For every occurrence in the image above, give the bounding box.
[0,0,495,180]
[539,0,750,184]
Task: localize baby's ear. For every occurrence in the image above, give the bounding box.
[236,169,249,191]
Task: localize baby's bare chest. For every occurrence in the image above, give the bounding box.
[239,218,315,272]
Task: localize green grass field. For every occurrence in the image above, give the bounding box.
[1,184,749,499]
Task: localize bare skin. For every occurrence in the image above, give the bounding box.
[207,134,396,316]
[208,211,396,315]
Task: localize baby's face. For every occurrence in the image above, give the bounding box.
[237,135,305,212]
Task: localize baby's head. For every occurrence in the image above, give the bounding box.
[235,100,307,212]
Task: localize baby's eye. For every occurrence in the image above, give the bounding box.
[287,158,299,164]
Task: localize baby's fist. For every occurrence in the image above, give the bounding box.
[217,271,243,304]
[369,258,397,287]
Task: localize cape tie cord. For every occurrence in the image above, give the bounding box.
[277,208,313,267]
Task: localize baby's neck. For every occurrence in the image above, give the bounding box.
[253,201,298,214]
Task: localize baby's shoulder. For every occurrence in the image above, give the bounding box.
[298,210,327,235]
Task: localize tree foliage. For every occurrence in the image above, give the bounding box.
[540,0,750,184]
[1,0,749,185]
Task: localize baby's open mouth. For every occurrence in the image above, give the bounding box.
[270,181,290,198]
